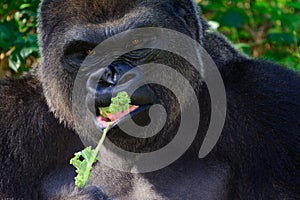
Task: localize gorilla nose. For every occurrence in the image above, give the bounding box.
[87,63,157,108]
[100,63,132,86]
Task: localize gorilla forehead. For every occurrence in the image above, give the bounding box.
[38,0,201,53]
[39,0,190,24]
[40,0,138,22]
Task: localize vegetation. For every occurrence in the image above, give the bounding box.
[0,0,39,77]
[198,0,300,72]
[70,92,132,188]
[0,0,299,77]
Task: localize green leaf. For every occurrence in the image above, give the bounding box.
[70,92,131,188]
[20,47,38,59]
[109,92,131,114]
[99,91,131,116]
[70,147,97,188]
[18,66,30,73]
[26,34,38,44]
[8,52,21,73]
[0,24,12,41]
[19,3,31,10]
[267,33,295,45]
[234,43,251,56]
[287,2,300,10]
[221,9,247,29]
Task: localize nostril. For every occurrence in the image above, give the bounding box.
[108,65,118,83]
[98,79,112,88]
[99,67,116,86]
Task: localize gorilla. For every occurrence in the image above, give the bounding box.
[0,0,299,199]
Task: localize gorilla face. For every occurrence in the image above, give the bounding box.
[37,0,203,152]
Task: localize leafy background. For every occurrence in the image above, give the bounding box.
[0,0,39,77]
[199,0,300,72]
[0,0,299,77]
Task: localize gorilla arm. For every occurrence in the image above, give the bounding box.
[0,72,83,199]
[203,30,300,199]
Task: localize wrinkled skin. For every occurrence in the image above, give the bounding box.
[0,0,299,199]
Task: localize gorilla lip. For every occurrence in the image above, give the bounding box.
[97,105,139,128]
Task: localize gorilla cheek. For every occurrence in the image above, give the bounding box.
[38,55,77,127]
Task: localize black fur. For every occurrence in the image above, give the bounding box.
[0,0,299,199]
[0,71,84,199]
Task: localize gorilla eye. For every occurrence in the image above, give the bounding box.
[63,41,96,72]
[85,49,96,56]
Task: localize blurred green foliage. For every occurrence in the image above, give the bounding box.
[0,0,39,77]
[0,0,299,77]
[198,0,300,72]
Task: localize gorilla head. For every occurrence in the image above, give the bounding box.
[37,0,206,153]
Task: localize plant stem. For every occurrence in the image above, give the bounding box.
[94,124,110,158]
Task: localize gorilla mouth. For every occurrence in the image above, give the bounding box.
[96,105,139,129]
[94,104,153,132]
[89,62,158,131]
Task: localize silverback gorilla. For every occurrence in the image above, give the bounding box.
[0,0,299,199]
